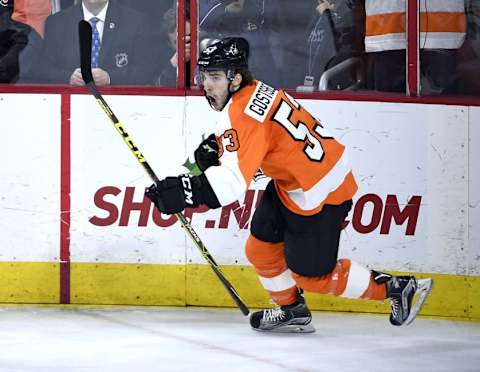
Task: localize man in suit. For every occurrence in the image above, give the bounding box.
[41,0,156,85]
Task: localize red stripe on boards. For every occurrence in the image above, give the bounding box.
[60,93,71,304]
[190,0,198,88]
[177,0,186,89]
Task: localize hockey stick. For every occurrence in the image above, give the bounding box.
[78,20,249,316]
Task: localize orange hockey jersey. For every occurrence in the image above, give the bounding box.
[204,80,358,216]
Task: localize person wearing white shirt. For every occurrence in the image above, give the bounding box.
[70,0,110,85]
[41,0,156,85]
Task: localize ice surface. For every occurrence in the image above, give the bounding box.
[0,306,479,372]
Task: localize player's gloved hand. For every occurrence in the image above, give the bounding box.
[146,173,221,214]
[194,133,220,172]
[145,175,198,215]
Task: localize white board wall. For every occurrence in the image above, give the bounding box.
[0,93,478,275]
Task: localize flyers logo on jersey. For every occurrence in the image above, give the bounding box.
[244,82,278,123]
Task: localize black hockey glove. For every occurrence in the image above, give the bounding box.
[145,173,221,215]
[194,133,220,172]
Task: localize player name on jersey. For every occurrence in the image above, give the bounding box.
[244,82,278,123]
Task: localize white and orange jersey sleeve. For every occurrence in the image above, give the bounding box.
[204,80,358,214]
[204,82,272,205]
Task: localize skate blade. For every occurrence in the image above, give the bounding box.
[405,278,433,325]
[253,323,316,334]
[271,323,316,333]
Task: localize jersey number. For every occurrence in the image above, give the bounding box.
[272,94,331,162]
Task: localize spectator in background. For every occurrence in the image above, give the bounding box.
[298,0,364,91]
[364,0,467,94]
[265,0,316,89]
[0,0,26,83]
[12,0,52,83]
[12,0,50,36]
[199,0,280,86]
[60,0,74,10]
[117,0,174,26]
[456,0,480,96]
[154,7,191,87]
[1,0,19,82]
[265,0,363,90]
[40,0,156,85]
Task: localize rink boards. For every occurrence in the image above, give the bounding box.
[0,93,478,319]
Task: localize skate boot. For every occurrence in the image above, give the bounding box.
[249,291,315,333]
[372,271,433,326]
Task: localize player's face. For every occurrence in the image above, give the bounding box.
[201,70,230,111]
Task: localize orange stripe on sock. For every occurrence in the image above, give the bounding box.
[293,259,351,296]
[360,277,387,300]
[269,286,299,306]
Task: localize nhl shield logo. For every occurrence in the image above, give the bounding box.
[0,0,9,7]
[115,53,128,68]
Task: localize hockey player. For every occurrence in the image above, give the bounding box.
[146,37,433,333]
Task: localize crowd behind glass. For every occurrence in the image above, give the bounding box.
[1,0,479,96]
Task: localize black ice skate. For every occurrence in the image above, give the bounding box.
[372,271,433,326]
[249,294,315,333]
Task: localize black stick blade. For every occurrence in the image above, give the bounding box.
[78,20,93,84]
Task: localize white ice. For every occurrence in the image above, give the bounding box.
[0,306,479,372]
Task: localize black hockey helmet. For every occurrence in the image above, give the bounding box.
[197,37,249,71]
